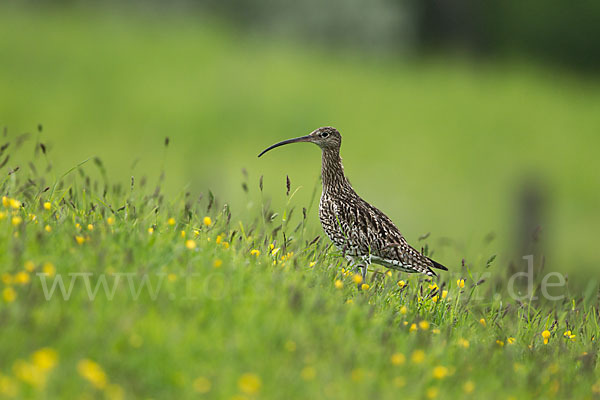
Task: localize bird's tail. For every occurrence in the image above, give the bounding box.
[428,258,448,271]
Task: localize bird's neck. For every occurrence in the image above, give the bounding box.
[321,148,351,193]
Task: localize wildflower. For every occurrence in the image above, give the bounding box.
[301,366,316,381]
[542,330,551,344]
[0,211,6,220]
[250,249,261,257]
[419,321,430,330]
[24,261,35,272]
[13,359,46,388]
[463,380,475,394]
[1,196,8,207]
[44,225,52,232]
[479,318,486,327]
[192,376,212,393]
[458,338,470,348]
[77,359,107,389]
[426,387,439,399]
[215,235,222,244]
[386,271,392,277]
[3,287,16,303]
[75,223,81,230]
[75,235,85,245]
[213,259,223,268]
[222,242,230,249]
[496,340,504,347]
[180,230,186,238]
[15,271,30,285]
[432,328,441,334]
[42,262,56,277]
[238,373,261,395]
[399,305,407,315]
[105,216,115,226]
[9,199,21,209]
[309,261,316,267]
[334,280,344,289]
[28,213,37,222]
[397,280,406,288]
[361,283,370,291]
[11,216,22,226]
[105,384,124,400]
[0,374,18,397]
[390,353,405,365]
[87,224,94,231]
[409,323,417,333]
[432,295,439,303]
[1,273,12,285]
[167,273,177,282]
[32,348,58,371]
[42,201,51,210]
[353,274,363,285]
[457,279,465,289]
[167,217,176,226]
[185,240,197,250]
[428,283,438,291]
[441,290,448,299]
[203,216,212,226]
[432,366,448,379]
[193,229,200,237]
[507,337,516,345]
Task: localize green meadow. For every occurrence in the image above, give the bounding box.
[1,5,599,399]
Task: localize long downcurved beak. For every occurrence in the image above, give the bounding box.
[258,135,312,158]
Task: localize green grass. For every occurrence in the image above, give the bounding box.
[1,5,600,282]
[0,140,599,399]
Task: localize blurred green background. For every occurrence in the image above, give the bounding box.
[1,2,599,281]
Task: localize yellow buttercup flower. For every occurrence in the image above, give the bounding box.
[11,216,22,226]
[32,348,58,371]
[77,359,107,389]
[399,305,407,315]
[334,280,344,289]
[238,373,261,395]
[542,330,551,345]
[9,198,21,209]
[75,235,85,245]
[193,376,212,393]
[43,202,52,210]
[390,353,405,365]
[479,318,486,327]
[185,240,197,250]
[353,274,363,285]
[419,321,430,330]
[397,280,406,288]
[409,323,417,333]
[361,283,370,291]
[496,340,505,347]
[410,350,425,364]
[458,338,470,348]
[167,217,176,226]
[463,381,475,394]
[3,287,16,303]
[507,337,516,345]
[203,216,212,226]
[44,225,52,232]
[42,262,56,277]
[457,279,465,289]
[301,366,316,381]
[250,249,261,257]
[432,366,448,379]
[213,259,223,268]
[15,271,30,285]
[24,261,35,272]
[87,224,94,231]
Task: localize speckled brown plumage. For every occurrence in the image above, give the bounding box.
[259,126,448,280]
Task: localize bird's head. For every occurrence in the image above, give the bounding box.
[258,127,341,157]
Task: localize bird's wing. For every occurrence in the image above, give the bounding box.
[337,195,437,275]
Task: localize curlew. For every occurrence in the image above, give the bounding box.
[258,127,447,282]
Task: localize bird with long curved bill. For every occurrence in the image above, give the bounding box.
[258,127,448,283]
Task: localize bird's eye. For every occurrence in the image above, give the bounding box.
[321,132,329,138]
